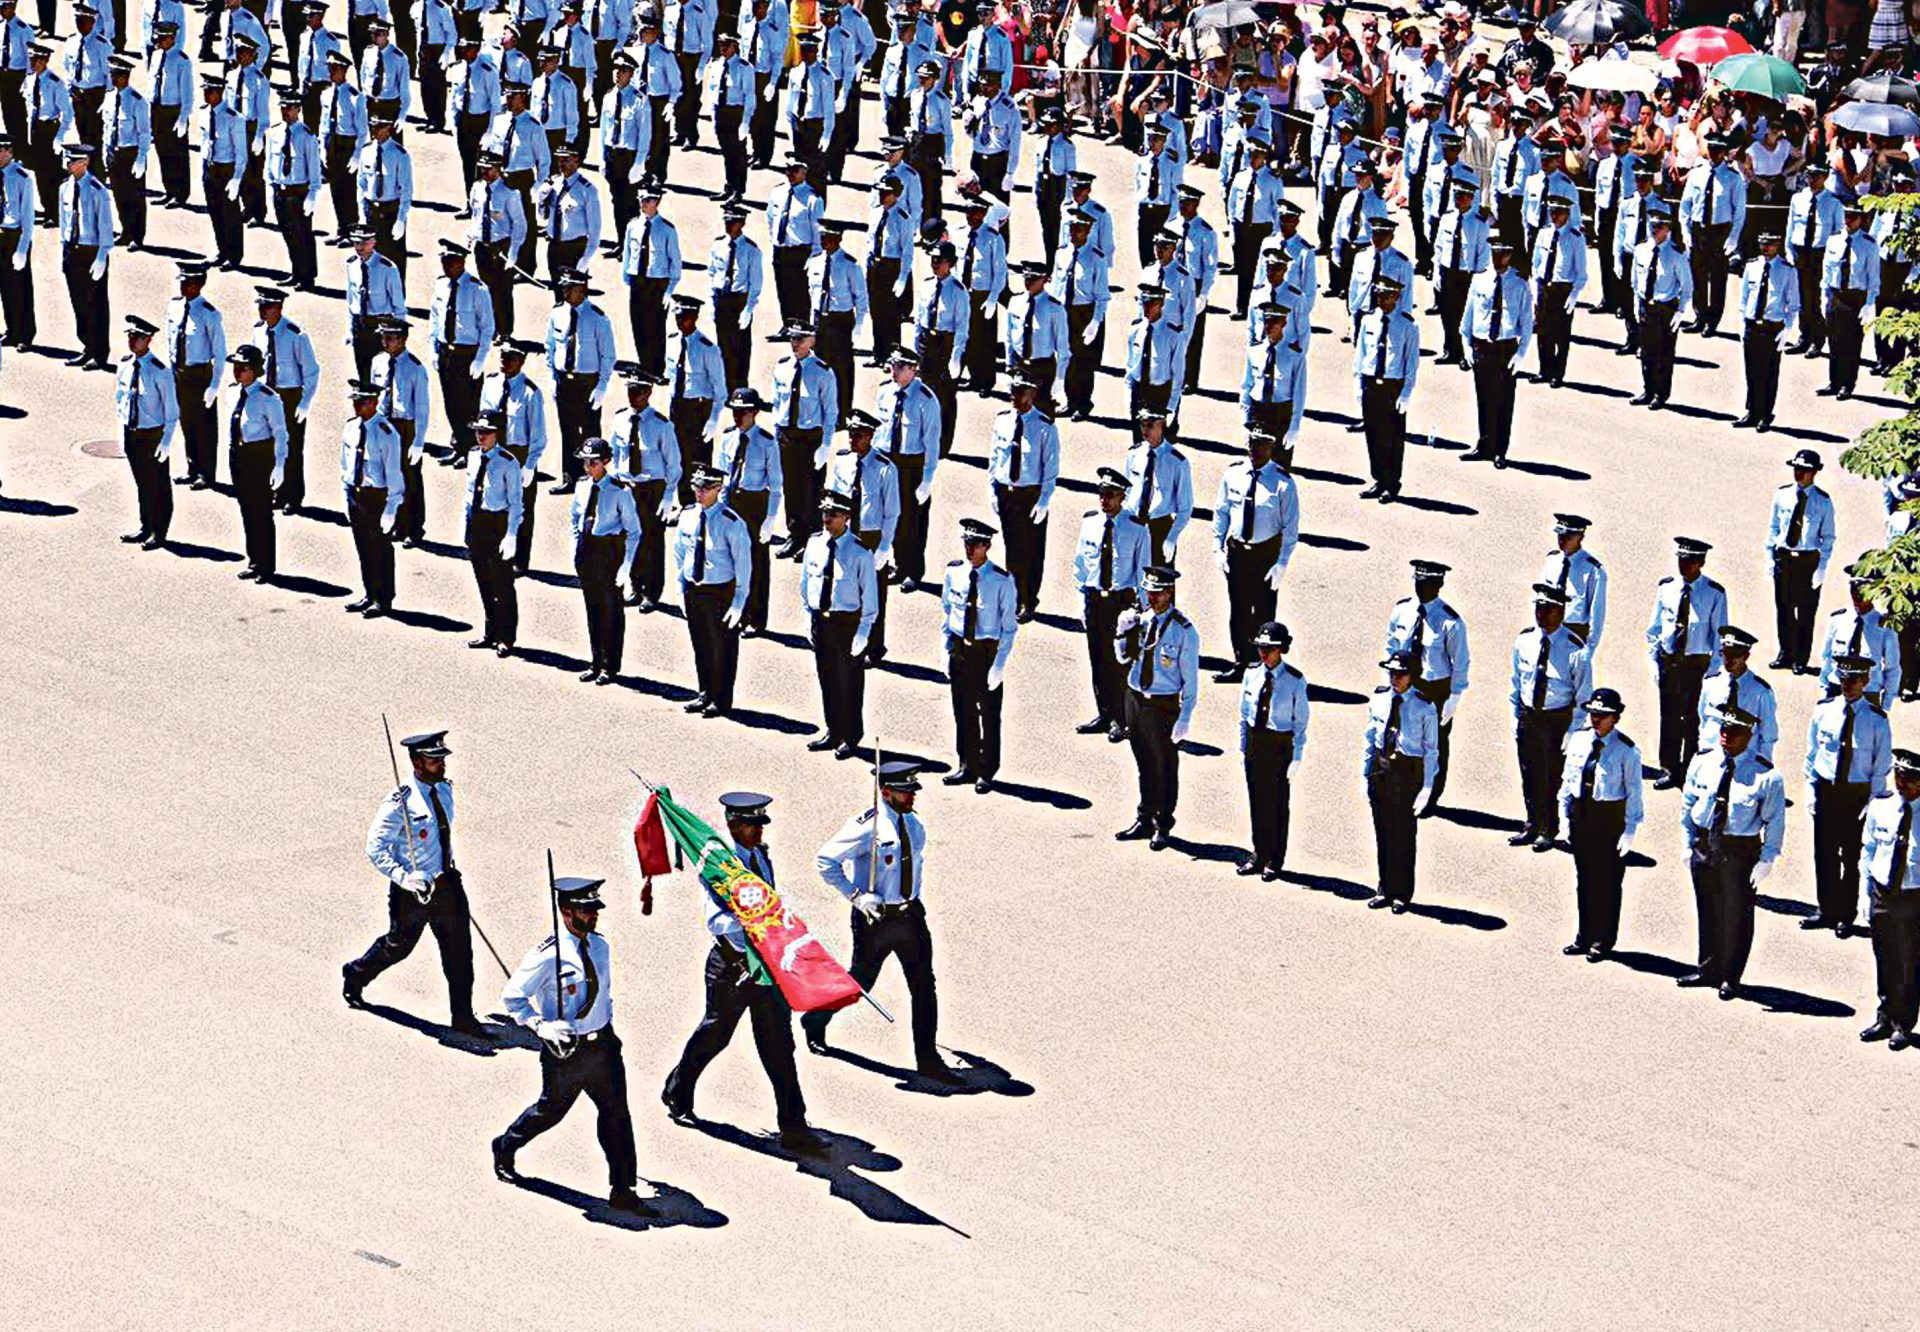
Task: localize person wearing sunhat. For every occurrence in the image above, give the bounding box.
[1556,687,1643,962]
[220,343,290,580]
[1698,626,1780,765]
[1646,536,1729,789]
[496,873,645,1213]
[1859,749,1920,1049]
[1736,231,1800,430]
[1765,449,1835,672]
[1805,652,1894,937]
[1362,649,1439,912]
[674,461,753,717]
[114,314,178,550]
[1509,582,1594,854]
[338,376,405,617]
[1238,620,1308,882]
[1678,703,1788,1002]
[568,435,640,684]
[661,790,825,1152]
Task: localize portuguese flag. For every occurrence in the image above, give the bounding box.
[634,788,864,1015]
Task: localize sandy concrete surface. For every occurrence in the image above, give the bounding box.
[3,87,1918,1332]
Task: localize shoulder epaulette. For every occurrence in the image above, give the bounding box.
[1282,663,1303,679]
[1831,607,1847,615]
[1813,485,1829,497]
[1374,684,1391,694]
[1704,578,1724,591]
[1659,574,1676,585]
[1754,755,1774,770]
[1871,703,1888,719]
[1395,594,1414,605]
[1169,609,1192,628]
[1083,508,1098,518]
[856,808,875,824]
[1616,731,1637,750]
[539,933,556,950]
[948,558,965,567]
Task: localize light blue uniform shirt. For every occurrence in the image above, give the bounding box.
[1120,606,1200,727]
[540,170,601,252]
[115,351,179,454]
[570,472,641,570]
[431,272,496,353]
[318,81,368,149]
[941,557,1019,674]
[252,317,321,410]
[708,231,765,321]
[224,380,290,465]
[1049,242,1109,321]
[501,927,613,1035]
[340,413,407,524]
[265,121,322,202]
[809,247,868,321]
[1531,222,1587,290]
[765,179,823,251]
[1523,170,1585,231]
[102,86,152,168]
[955,223,1007,297]
[148,46,193,110]
[1227,165,1282,227]
[1699,668,1779,763]
[531,69,579,137]
[1126,315,1185,409]
[481,107,550,177]
[345,251,407,325]
[1004,289,1069,366]
[1385,596,1471,691]
[1645,573,1729,661]
[26,68,73,139]
[465,445,526,537]
[373,350,432,437]
[1509,625,1593,714]
[960,21,1012,91]
[824,448,898,553]
[609,403,680,490]
[674,501,753,615]
[1212,460,1298,569]
[664,0,714,54]
[664,329,727,427]
[1493,135,1539,198]
[780,59,834,137]
[771,353,839,439]
[1862,794,1920,893]
[1740,254,1799,331]
[1463,267,1534,353]
[1,163,34,262]
[1537,547,1607,644]
[366,776,455,884]
[62,30,112,90]
[1121,440,1191,541]
[1682,748,1786,861]
[58,173,115,250]
[297,25,346,89]
[1363,685,1439,791]
[1351,307,1420,413]
[545,301,617,397]
[908,84,951,158]
[480,371,549,473]
[468,177,527,253]
[638,40,681,99]
[800,529,879,645]
[355,138,414,223]
[166,294,225,370]
[1819,607,1901,700]
[1073,509,1149,593]
[1332,188,1388,257]
[1766,481,1835,576]
[450,53,502,118]
[874,377,940,475]
[704,52,754,115]
[1133,144,1181,207]
[600,80,650,158]
[1240,661,1310,759]
[1032,130,1075,193]
[1632,239,1694,307]
[1348,244,1414,321]
[1241,332,1306,423]
[1786,186,1845,251]
[879,35,932,103]
[1805,695,1892,789]
[361,42,413,120]
[1558,727,1645,836]
[1178,214,1219,302]
[717,424,782,524]
[1822,229,1881,305]
[1680,160,1746,241]
[816,803,926,906]
[916,272,970,365]
[988,406,1061,508]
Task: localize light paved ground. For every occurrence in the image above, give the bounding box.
[5,75,1919,1332]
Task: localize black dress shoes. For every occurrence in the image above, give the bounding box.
[1115,819,1151,841]
[1367,894,1391,909]
[120,529,148,544]
[833,741,857,760]
[1861,1019,1893,1043]
[1076,715,1109,734]
[1675,971,1712,988]
[491,1135,517,1182]
[1797,916,1832,931]
[1147,826,1170,851]
[1717,982,1738,1001]
[940,767,973,785]
[780,1124,830,1153]
[1562,941,1587,956]
[805,735,836,751]
[1237,858,1263,876]
[1260,866,1281,882]
[1891,1028,1913,1052]
[1507,828,1536,847]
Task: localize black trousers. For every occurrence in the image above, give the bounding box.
[347,484,395,604]
[1136,203,1168,268]
[1689,833,1762,986]
[231,438,277,573]
[963,292,998,392]
[604,148,636,242]
[466,507,518,643]
[918,330,957,455]
[1744,319,1784,420]
[1497,194,1527,274]
[994,483,1047,614]
[664,942,807,1129]
[909,136,943,220]
[816,310,856,417]
[1083,589,1131,722]
[626,477,668,602]
[1870,889,1920,1030]
[123,426,172,539]
[802,901,939,1067]
[1244,729,1294,871]
[1811,779,1872,926]
[106,146,146,245]
[1569,798,1627,948]
[888,452,927,584]
[500,1031,638,1190]
[419,43,447,128]
[273,185,318,287]
[475,239,514,342]
[714,292,750,389]
[505,169,537,274]
[749,75,777,166]
[576,532,626,672]
[1596,207,1620,310]
[324,133,359,234]
[1125,690,1180,827]
[715,105,748,198]
[1316,182,1345,255]
[646,94,670,180]
[778,426,822,544]
[1793,244,1827,349]
[272,386,307,509]
[629,276,669,376]
[1827,293,1866,393]
[1413,676,1454,809]
[438,345,482,460]
[1536,281,1572,381]
[62,242,110,363]
[1515,706,1573,838]
[729,490,772,629]
[0,228,33,346]
[27,117,60,219]
[240,145,267,225]
[1656,652,1711,778]
[671,398,714,505]
[1688,223,1730,328]
[791,117,826,184]
[1436,268,1471,363]
[346,879,476,1023]
[455,110,487,192]
[155,105,190,204]
[1224,534,1280,666]
[1619,270,1642,352]
[772,243,811,325]
[1183,309,1207,392]
[1036,178,1065,267]
[812,610,866,745]
[0,70,23,153]
[204,161,244,265]
[176,365,215,482]
[947,637,1002,778]
[1063,303,1099,411]
[553,372,602,485]
[1773,550,1820,670]
[684,579,739,708]
[1359,377,1406,489]
[392,420,423,543]
[1368,754,1423,901]
[1470,338,1517,458]
[853,529,890,654]
[1637,299,1679,401]
[673,52,703,144]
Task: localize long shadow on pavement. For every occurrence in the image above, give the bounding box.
[354,1001,500,1056]
[817,1044,1035,1097]
[1605,950,1855,1017]
[0,495,78,517]
[689,1119,968,1234]
[506,1173,729,1232]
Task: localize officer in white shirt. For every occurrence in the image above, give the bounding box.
[1239,620,1310,881]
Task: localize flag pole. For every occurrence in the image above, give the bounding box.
[545,849,575,1059]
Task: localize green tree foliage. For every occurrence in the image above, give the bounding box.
[1842,194,1920,627]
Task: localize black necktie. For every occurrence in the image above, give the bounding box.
[1532,629,1551,709]
[443,278,459,345]
[1254,667,1274,731]
[692,508,707,580]
[1670,582,1691,653]
[1383,692,1403,757]
[230,388,246,448]
[818,532,836,609]
[1009,412,1024,484]
[1491,272,1504,338]
[1711,758,1736,832]
[1642,243,1658,301]
[426,783,455,868]
[1099,515,1114,588]
[1755,258,1771,321]
[896,810,915,899]
[353,419,368,486]
[963,566,978,638]
[1893,803,1914,893]
[579,476,599,551]
[1837,700,1857,783]
[1374,310,1390,376]
[1262,342,1277,401]
[1140,615,1162,688]
[1786,487,1807,547]
[1842,236,1855,290]
[1240,466,1257,541]
[1802,196,1816,248]
[128,356,144,428]
[575,934,598,1020]
[1134,450,1154,521]
[1580,734,1603,802]
[176,304,190,367]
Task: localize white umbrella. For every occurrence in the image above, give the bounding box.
[1565,60,1659,94]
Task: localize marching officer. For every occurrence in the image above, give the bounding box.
[955,194,1006,395]
[1431,170,1487,367]
[339,377,404,616]
[662,791,825,1153]
[1804,654,1893,938]
[0,135,34,352]
[766,155,823,325]
[354,114,412,277]
[1210,428,1298,682]
[100,55,148,247]
[370,318,430,545]
[1115,565,1200,850]
[222,343,289,581]
[166,263,224,487]
[1786,161,1843,356]
[1003,258,1067,405]
[1529,194,1584,387]
[114,314,178,550]
[1820,202,1880,402]
[1508,583,1594,852]
[463,415,523,655]
[618,181,674,374]
[808,220,867,412]
[1859,749,1920,1051]
[1646,537,1729,788]
[1767,449,1836,674]
[987,374,1060,621]
[824,409,899,657]
[663,295,725,498]
[713,387,781,633]
[569,436,639,684]
[1363,650,1440,913]
[1459,239,1531,467]
[1537,513,1607,648]
[1384,559,1471,811]
[545,267,616,493]
[1735,232,1799,430]
[148,22,193,207]
[1819,567,1902,706]
[1629,203,1692,409]
[58,141,113,369]
[607,367,680,609]
[1238,620,1309,881]
[1051,207,1109,421]
[1557,687,1644,961]
[1678,704,1787,1002]
[1679,132,1744,336]
[345,225,405,380]
[940,516,1018,791]
[1073,468,1149,742]
[873,347,940,591]
[1351,274,1420,500]
[866,174,916,366]
[1699,626,1781,764]
[800,489,879,759]
[1240,303,1305,471]
[316,49,364,238]
[345,729,484,1036]
[913,237,968,456]
[430,240,494,467]
[494,874,646,1215]
[802,761,960,1085]
[674,462,752,718]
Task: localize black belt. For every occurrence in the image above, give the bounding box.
[557,370,598,382]
[872,899,920,917]
[1520,704,1574,719]
[814,608,860,622]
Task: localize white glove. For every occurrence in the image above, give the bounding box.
[1776,328,1791,350]
[588,387,605,410]
[303,196,316,217]
[1441,696,1458,724]
[758,520,779,543]
[722,606,743,629]
[498,535,516,560]
[1116,607,1144,634]
[295,406,310,425]
[895,280,908,300]
[851,630,871,657]
[9,251,24,271]
[614,566,631,593]
[381,510,398,534]
[1214,547,1229,574]
[1287,759,1301,781]
[535,1018,573,1045]
[471,360,486,381]
[205,388,219,408]
[270,466,285,490]
[1032,502,1048,524]
[1171,720,1190,744]
[1461,348,1475,368]
[1616,832,1634,858]
[89,254,107,282]
[1394,397,1408,416]
[1080,321,1100,347]
[392,218,406,240]
[876,549,894,572]
[628,159,647,184]
[1265,562,1286,590]
[226,179,242,202]
[987,662,1005,690]
[738,307,753,330]
[656,497,676,520]
[1812,565,1826,590]
[1751,861,1773,887]
[401,871,432,898]
[1507,352,1523,373]
[852,891,882,919]
[811,443,831,470]
[1164,540,1177,565]
[948,357,964,378]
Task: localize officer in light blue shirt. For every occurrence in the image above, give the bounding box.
[603,370,679,606]
[1679,133,1745,333]
[344,228,405,375]
[934,516,1016,787]
[1819,567,1901,706]
[1073,468,1150,735]
[675,463,752,712]
[1738,232,1801,429]
[1348,214,1415,334]
[567,436,641,681]
[800,490,879,753]
[1557,687,1645,956]
[1211,428,1298,677]
[1238,619,1309,878]
[1787,162,1845,353]
[1509,583,1595,847]
[1120,408,1190,563]
[964,68,1020,198]
[58,143,114,365]
[1432,173,1489,365]
[359,18,412,123]
[1699,627,1779,765]
[1647,536,1730,787]
[1050,212,1109,419]
[222,344,292,577]
[115,314,179,546]
[0,138,36,353]
[1004,258,1068,393]
[1764,447,1835,671]
[371,319,431,539]
[1126,285,1186,423]
[1241,304,1306,462]
[1329,161,1388,300]
[765,155,824,323]
[1680,704,1787,996]
[531,45,579,146]
[1115,564,1200,846]
[1630,206,1692,405]
[463,417,525,649]
[1822,203,1881,398]
[339,378,406,611]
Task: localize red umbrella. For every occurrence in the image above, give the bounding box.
[1657,26,1753,65]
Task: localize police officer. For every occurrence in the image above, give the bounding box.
[1819,566,1901,705]
[113,315,176,551]
[1736,232,1799,430]
[940,517,1018,791]
[477,339,548,568]
[1123,407,1191,571]
[494,875,645,1214]
[1859,750,1920,1050]
[1240,304,1304,472]
[1239,620,1308,881]
[370,318,429,544]
[1557,687,1643,961]
[914,237,968,456]
[1804,654,1893,937]
[802,761,959,1085]
[675,462,752,717]
[466,150,526,341]
[1051,208,1109,421]
[162,270,222,487]
[222,343,290,581]
[1351,274,1420,499]
[988,374,1060,620]
[1004,258,1067,404]
[545,267,616,493]
[1767,449,1836,673]
[618,180,674,372]
[825,409,898,657]
[339,377,404,616]
[1074,468,1148,741]
[1678,705,1787,1001]
[801,489,879,759]
[663,295,724,498]
[1699,627,1780,764]
[1384,559,1471,811]
[713,388,780,632]
[570,436,638,683]
[809,220,867,411]
[265,83,321,289]
[708,202,762,388]
[607,367,679,608]
[1115,565,1199,849]
[1363,650,1440,912]
[58,140,113,368]
[1538,513,1607,647]
[769,320,838,556]
[430,240,493,467]
[1509,583,1593,851]
[344,225,405,380]
[464,415,523,654]
[662,792,824,1152]
[1630,204,1692,409]
[1211,429,1297,681]
[873,347,940,591]
[344,729,484,1036]
[1646,537,1729,788]
[1460,239,1531,467]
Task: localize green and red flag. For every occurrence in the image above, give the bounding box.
[634,787,864,1015]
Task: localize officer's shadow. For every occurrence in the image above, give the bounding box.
[1603,950,1856,1018]
[816,1045,1035,1099]
[507,1173,729,1233]
[355,1000,502,1056]
[691,1118,969,1235]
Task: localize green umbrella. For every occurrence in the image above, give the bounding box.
[1711,52,1807,100]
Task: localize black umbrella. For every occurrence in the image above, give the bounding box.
[1543,0,1652,47]
[1189,0,1284,31]
[1842,72,1920,106]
